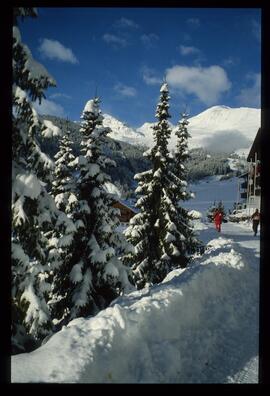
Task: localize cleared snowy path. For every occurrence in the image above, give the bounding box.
[12,221,259,383]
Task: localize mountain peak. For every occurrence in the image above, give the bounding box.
[134,106,260,153]
[103,113,143,144]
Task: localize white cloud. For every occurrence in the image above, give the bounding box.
[32,99,66,117]
[186,18,200,28]
[252,19,261,43]
[103,33,128,48]
[114,17,139,29]
[38,39,78,64]
[166,65,231,105]
[236,73,261,108]
[141,33,159,49]
[49,93,71,100]
[114,83,137,97]
[141,66,162,85]
[179,45,201,56]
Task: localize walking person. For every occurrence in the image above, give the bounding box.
[213,209,223,233]
[251,208,260,236]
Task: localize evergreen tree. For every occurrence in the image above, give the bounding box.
[12,8,71,352]
[47,131,77,325]
[51,97,132,324]
[125,83,199,289]
[206,201,217,221]
[51,130,76,211]
[169,112,202,260]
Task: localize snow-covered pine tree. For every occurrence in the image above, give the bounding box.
[51,97,132,324]
[207,201,217,221]
[51,130,76,212]
[169,112,202,259]
[12,8,70,352]
[124,83,181,288]
[46,131,78,325]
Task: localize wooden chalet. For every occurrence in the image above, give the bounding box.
[238,128,261,212]
[112,200,137,223]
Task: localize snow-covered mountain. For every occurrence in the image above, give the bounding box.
[185,106,260,153]
[103,114,144,146]
[104,106,260,154]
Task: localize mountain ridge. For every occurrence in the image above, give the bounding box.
[102,105,260,153]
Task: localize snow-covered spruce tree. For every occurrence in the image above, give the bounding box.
[51,130,76,212]
[206,201,217,221]
[51,97,132,324]
[170,112,202,258]
[12,8,71,352]
[124,84,201,289]
[46,131,78,325]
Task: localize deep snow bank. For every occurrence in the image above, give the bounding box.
[12,235,259,383]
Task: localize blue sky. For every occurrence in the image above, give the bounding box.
[18,7,261,127]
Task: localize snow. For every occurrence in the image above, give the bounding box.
[78,106,259,155]
[183,176,239,216]
[234,148,250,157]
[165,232,176,243]
[42,120,61,138]
[136,106,260,154]
[13,196,27,226]
[12,243,29,267]
[160,82,169,93]
[13,26,21,43]
[22,44,56,85]
[82,99,99,115]
[104,262,120,278]
[103,114,144,145]
[86,163,100,177]
[72,155,87,166]
[13,173,42,200]
[13,85,27,104]
[11,169,260,383]
[68,193,77,205]
[12,215,259,383]
[188,210,202,219]
[70,262,83,283]
[153,169,162,178]
[103,181,121,198]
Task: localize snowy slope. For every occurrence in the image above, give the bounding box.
[12,218,259,383]
[183,176,239,215]
[103,114,144,145]
[136,120,175,148]
[186,106,260,152]
[96,107,260,154]
[137,106,260,153]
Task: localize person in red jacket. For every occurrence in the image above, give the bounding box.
[213,209,223,232]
